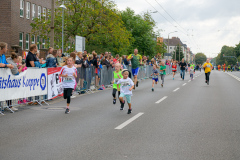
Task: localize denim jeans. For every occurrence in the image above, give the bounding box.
[180,70,185,79]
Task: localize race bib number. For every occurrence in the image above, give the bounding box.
[153,75,157,79]
[159,71,163,74]
[121,82,130,87]
[64,76,73,83]
[114,78,119,84]
[207,65,211,68]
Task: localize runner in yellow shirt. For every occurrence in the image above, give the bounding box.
[203,59,213,85]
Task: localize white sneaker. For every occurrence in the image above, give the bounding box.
[71,95,76,99]
[6,107,18,111]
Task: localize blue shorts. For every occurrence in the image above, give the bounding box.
[152,78,158,82]
[132,67,139,76]
[119,93,131,104]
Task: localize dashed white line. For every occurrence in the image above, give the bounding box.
[115,112,144,130]
[173,88,180,92]
[155,96,168,104]
[182,83,187,86]
[188,80,191,82]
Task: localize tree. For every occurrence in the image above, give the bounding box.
[220,45,236,65]
[234,42,240,60]
[31,0,131,54]
[195,53,207,65]
[172,44,184,61]
[121,8,158,57]
[156,40,167,56]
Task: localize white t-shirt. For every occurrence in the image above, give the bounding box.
[117,78,134,95]
[60,65,77,89]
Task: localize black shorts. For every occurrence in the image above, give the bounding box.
[172,71,176,73]
[64,88,73,99]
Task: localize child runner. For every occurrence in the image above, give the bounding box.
[172,61,177,80]
[60,57,77,114]
[112,63,123,105]
[117,70,134,114]
[189,66,194,80]
[159,61,166,87]
[151,64,159,92]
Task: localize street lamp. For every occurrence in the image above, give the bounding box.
[168,31,177,57]
[59,3,67,54]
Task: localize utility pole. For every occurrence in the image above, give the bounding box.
[50,0,54,48]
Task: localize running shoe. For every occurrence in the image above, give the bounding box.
[127,109,132,114]
[120,100,125,110]
[205,80,207,83]
[65,108,70,114]
[113,99,116,104]
[152,88,154,92]
[136,81,139,87]
[207,81,209,85]
[161,84,163,87]
[71,95,76,99]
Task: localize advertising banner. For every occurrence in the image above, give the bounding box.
[47,67,63,99]
[0,68,47,101]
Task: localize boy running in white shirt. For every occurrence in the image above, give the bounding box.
[117,70,134,114]
[60,57,77,114]
[151,64,159,92]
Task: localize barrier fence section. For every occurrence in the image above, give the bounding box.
[0,65,180,115]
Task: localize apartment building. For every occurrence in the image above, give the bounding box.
[0,0,56,54]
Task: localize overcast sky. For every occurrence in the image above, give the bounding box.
[114,0,240,57]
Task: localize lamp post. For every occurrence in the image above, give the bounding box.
[168,31,177,59]
[59,3,67,54]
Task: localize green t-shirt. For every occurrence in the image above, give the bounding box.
[127,54,142,69]
[113,71,123,89]
[159,65,166,75]
[190,64,195,68]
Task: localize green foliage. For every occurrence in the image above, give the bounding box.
[172,44,184,61]
[195,53,207,65]
[216,45,236,65]
[120,8,158,57]
[156,40,167,56]
[31,0,131,54]
[234,42,240,58]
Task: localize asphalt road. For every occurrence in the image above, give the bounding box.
[1,70,240,160]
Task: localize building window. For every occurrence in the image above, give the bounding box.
[32,4,36,20]
[38,6,41,19]
[26,2,30,19]
[37,36,40,49]
[31,35,35,44]
[20,0,24,17]
[26,34,29,50]
[170,47,172,49]
[43,8,47,20]
[42,39,45,49]
[19,32,23,49]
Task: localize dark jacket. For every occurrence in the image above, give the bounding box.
[46,54,57,67]
[92,57,98,68]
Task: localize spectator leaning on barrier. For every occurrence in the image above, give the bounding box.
[26,44,38,67]
[0,42,14,69]
[46,49,58,68]
[46,47,53,59]
[6,52,26,75]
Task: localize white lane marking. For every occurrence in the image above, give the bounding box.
[155,96,168,104]
[115,112,144,130]
[182,83,187,86]
[173,88,180,92]
[188,80,191,82]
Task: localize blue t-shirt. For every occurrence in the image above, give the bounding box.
[0,54,8,67]
[152,69,159,78]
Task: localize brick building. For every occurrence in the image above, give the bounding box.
[0,0,56,55]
